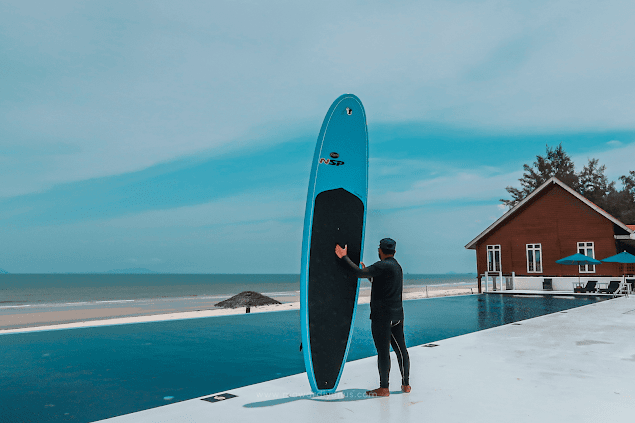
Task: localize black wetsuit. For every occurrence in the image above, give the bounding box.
[341,255,410,389]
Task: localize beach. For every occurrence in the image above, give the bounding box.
[0,283,477,334]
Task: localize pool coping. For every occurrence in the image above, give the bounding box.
[484,289,622,298]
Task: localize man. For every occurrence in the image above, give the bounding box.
[335,238,411,397]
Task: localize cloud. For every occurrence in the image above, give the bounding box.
[607,140,622,146]
[369,163,522,210]
[3,0,635,198]
[100,189,305,229]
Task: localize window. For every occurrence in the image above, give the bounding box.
[527,244,542,273]
[578,242,595,273]
[487,245,501,272]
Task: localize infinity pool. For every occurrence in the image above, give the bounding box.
[1,294,606,423]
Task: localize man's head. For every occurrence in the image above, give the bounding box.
[378,238,396,259]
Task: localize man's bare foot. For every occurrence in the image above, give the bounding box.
[365,387,390,397]
[401,385,411,393]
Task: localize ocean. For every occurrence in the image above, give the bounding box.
[0,274,476,307]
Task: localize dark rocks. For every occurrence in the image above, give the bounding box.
[214,291,281,309]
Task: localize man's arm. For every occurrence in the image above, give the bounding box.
[335,244,376,280]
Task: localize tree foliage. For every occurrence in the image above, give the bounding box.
[501,144,635,224]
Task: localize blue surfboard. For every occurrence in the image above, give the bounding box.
[300,94,369,394]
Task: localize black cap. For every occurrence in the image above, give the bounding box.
[379,238,396,252]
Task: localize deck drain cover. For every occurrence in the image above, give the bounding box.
[202,393,237,403]
[423,344,439,347]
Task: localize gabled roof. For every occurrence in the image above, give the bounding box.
[465,177,634,250]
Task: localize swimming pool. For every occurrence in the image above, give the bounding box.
[0,294,606,423]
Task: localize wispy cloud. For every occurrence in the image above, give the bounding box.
[3,0,635,197]
[100,189,304,229]
[369,162,521,210]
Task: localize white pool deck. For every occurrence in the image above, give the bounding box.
[98,296,635,423]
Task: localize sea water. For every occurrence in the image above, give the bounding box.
[0,294,605,423]
[0,273,477,307]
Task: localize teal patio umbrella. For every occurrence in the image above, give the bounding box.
[556,253,602,288]
[600,251,635,264]
[555,253,602,266]
[601,251,635,293]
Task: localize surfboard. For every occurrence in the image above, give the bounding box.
[300,94,368,394]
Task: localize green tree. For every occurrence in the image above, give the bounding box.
[610,171,635,224]
[501,144,578,208]
[578,158,615,208]
[501,146,635,224]
[619,170,635,195]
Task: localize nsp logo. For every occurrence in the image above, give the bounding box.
[319,158,344,166]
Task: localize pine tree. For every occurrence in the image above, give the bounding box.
[578,158,615,208]
[501,147,635,224]
[500,144,578,208]
[611,171,635,224]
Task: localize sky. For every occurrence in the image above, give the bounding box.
[1,0,635,274]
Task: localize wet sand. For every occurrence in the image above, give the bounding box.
[0,283,477,334]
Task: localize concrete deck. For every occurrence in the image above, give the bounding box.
[484,289,621,297]
[97,297,635,423]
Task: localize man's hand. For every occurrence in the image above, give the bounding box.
[360,262,365,269]
[335,244,347,259]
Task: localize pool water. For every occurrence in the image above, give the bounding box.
[0,294,606,423]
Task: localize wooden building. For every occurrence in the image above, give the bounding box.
[465,177,635,292]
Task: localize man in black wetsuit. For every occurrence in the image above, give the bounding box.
[335,238,411,397]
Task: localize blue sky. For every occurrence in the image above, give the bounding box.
[1,0,635,273]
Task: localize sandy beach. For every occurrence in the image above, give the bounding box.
[0,283,477,334]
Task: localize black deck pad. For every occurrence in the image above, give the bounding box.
[308,188,364,390]
[201,393,237,403]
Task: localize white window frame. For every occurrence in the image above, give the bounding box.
[487,245,501,272]
[526,244,543,273]
[578,242,596,273]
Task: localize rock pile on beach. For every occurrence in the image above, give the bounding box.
[214,291,281,309]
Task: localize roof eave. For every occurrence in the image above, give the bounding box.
[464,176,634,250]
[464,178,558,250]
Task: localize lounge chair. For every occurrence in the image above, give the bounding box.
[583,281,597,293]
[598,281,620,294]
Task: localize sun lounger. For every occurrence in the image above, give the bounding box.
[598,281,620,294]
[583,281,597,293]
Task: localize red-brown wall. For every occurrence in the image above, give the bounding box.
[475,184,621,277]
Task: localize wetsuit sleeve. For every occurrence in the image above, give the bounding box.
[341,256,381,280]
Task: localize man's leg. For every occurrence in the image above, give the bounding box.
[390,320,411,392]
[369,318,392,396]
